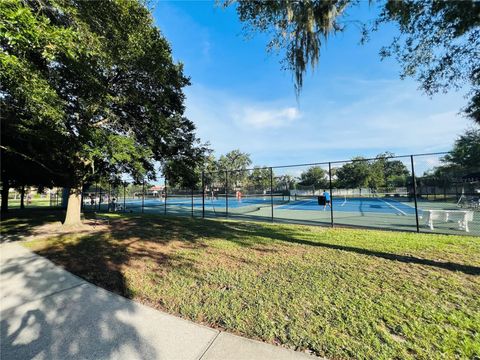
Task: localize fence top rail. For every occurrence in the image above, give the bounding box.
[201,151,450,174]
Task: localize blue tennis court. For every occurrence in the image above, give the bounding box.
[93,195,420,216]
[278,196,418,216]
[135,195,283,209]
[119,195,418,216]
[94,196,271,210]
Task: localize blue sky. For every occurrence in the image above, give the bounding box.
[152,1,473,170]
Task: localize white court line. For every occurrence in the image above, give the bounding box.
[285,199,315,210]
[396,200,417,210]
[379,198,407,216]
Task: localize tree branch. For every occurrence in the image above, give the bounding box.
[91,118,110,127]
[0,145,66,178]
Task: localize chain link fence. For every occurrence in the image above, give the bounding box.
[81,152,479,236]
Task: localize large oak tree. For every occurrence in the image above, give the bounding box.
[1,0,205,224]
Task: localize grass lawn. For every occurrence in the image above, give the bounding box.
[2,211,479,359]
[7,197,55,209]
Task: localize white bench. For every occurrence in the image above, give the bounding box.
[423,209,474,232]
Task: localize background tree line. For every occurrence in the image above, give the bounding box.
[417,129,480,191]
[186,128,479,195]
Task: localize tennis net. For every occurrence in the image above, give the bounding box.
[292,192,412,202]
[213,193,286,202]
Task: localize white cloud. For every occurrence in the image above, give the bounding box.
[202,40,211,58]
[292,79,472,154]
[185,79,473,165]
[234,106,301,129]
[184,84,302,156]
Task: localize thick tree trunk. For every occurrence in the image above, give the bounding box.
[61,188,69,209]
[1,171,9,214]
[1,182,8,214]
[20,185,25,209]
[63,186,83,227]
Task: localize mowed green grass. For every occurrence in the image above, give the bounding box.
[9,212,479,359]
[7,197,54,208]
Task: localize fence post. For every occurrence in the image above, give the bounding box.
[201,171,205,218]
[225,170,229,218]
[329,162,334,228]
[270,167,274,222]
[191,187,194,218]
[443,180,447,201]
[108,183,111,212]
[100,186,104,212]
[410,155,420,232]
[123,182,126,213]
[142,178,145,214]
[164,178,167,215]
[95,182,99,211]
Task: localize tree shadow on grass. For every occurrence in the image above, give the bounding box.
[154,216,480,276]
[278,237,480,275]
[0,209,66,243]
[19,212,480,294]
[216,220,480,276]
[119,215,480,276]
[32,219,207,297]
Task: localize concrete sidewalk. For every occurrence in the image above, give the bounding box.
[0,243,319,360]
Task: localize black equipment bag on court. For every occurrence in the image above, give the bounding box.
[317,195,326,205]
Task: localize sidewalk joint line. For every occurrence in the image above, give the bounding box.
[197,330,221,360]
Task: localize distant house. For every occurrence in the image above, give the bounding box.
[149,185,165,197]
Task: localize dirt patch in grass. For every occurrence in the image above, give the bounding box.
[0,209,110,243]
[30,220,108,239]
